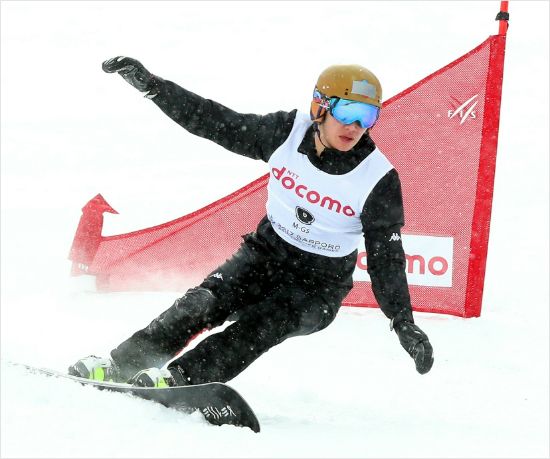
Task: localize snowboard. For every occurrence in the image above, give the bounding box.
[17,363,260,432]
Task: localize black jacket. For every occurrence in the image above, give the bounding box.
[149,80,413,323]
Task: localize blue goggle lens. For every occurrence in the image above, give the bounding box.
[329,98,380,128]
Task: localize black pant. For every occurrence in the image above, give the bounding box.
[110,225,354,383]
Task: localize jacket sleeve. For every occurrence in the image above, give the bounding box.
[149,79,296,162]
[360,169,414,324]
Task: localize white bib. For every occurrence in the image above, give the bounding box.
[266,112,394,257]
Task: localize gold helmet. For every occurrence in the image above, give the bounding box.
[310,64,383,123]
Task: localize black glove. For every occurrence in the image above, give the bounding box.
[102,56,159,93]
[392,320,434,374]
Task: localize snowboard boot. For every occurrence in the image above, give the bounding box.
[128,365,192,387]
[68,355,122,382]
[127,367,178,388]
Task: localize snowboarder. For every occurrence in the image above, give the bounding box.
[69,57,434,387]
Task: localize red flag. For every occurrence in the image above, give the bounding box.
[69,27,507,318]
[349,33,507,317]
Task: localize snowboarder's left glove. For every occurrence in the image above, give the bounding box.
[392,320,434,374]
[102,56,161,95]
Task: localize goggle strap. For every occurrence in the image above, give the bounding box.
[312,96,327,122]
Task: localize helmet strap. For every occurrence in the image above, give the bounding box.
[313,123,330,152]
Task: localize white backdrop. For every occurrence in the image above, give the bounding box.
[1,2,549,458]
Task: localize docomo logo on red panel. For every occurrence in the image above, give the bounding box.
[353,234,454,287]
[271,166,356,217]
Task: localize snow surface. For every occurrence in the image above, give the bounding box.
[1,1,549,458]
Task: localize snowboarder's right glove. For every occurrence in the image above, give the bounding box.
[392,320,434,375]
[102,56,161,95]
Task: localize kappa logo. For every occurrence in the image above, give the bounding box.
[389,232,401,242]
[447,94,479,125]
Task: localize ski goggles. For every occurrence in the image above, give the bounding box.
[328,97,380,129]
[313,90,380,128]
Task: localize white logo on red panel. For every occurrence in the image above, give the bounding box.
[448,94,479,125]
